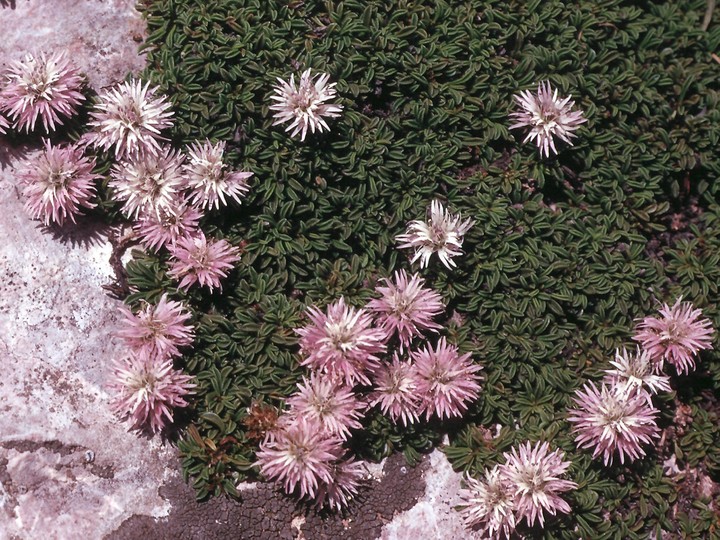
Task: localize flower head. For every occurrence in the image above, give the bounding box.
[109,349,195,433]
[411,337,482,420]
[286,373,365,440]
[167,231,241,291]
[315,458,365,511]
[458,466,516,539]
[85,79,173,159]
[604,347,671,397]
[509,81,587,158]
[269,68,343,141]
[134,197,202,252]
[0,51,84,132]
[109,146,185,219]
[116,294,195,359]
[183,139,252,210]
[568,382,660,466]
[367,270,445,350]
[499,441,577,527]
[19,141,99,226]
[256,417,343,498]
[633,298,714,375]
[296,297,386,386]
[368,355,421,426]
[396,200,474,270]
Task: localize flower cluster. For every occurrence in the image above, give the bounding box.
[258,271,482,509]
[19,141,99,226]
[568,299,713,466]
[510,81,587,158]
[458,440,577,538]
[0,51,85,133]
[396,200,475,270]
[110,293,196,432]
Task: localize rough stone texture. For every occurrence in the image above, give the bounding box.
[0,2,178,540]
[0,0,146,90]
[109,452,428,540]
[380,450,481,540]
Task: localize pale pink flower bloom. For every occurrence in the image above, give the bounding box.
[134,197,202,252]
[296,297,386,386]
[286,373,364,440]
[604,347,671,398]
[0,113,9,134]
[116,294,194,359]
[255,417,343,498]
[499,441,577,528]
[367,270,444,350]
[368,355,421,426]
[167,231,241,291]
[109,146,185,219]
[85,79,173,159]
[0,51,84,133]
[269,68,343,141]
[411,337,482,421]
[19,141,99,226]
[568,382,660,466]
[458,466,516,539]
[109,349,195,433]
[633,298,714,375]
[183,139,252,210]
[396,200,474,269]
[315,458,365,511]
[510,81,587,158]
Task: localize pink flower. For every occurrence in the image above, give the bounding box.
[411,337,482,420]
[633,298,714,375]
[458,466,516,539]
[19,141,99,226]
[256,417,343,498]
[134,197,202,252]
[167,231,241,291]
[568,382,660,466]
[509,81,587,158]
[0,113,9,134]
[604,347,671,398]
[85,79,173,159]
[315,458,365,511]
[367,270,445,350]
[499,441,577,528]
[109,146,185,219]
[109,349,195,433]
[183,139,252,210]
[116,294,194,359]
[286,373,364,440]
[396,200,474,269]
[295,297,386,386]
[0,51,84,132]
[269,69,343,141]
[368,355,421,425]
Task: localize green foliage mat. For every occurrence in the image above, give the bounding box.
[128,0,720,537]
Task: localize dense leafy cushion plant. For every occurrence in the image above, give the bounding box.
[126,0,720,536]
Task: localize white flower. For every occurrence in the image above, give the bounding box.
[110,146,185,219]
[183,139,252,210]
[85,79,173,159]
[269,69,342,141]
[604,347,671,398]
[396,200,474,269]
[509,81,586,158]
[458,466,516,539]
